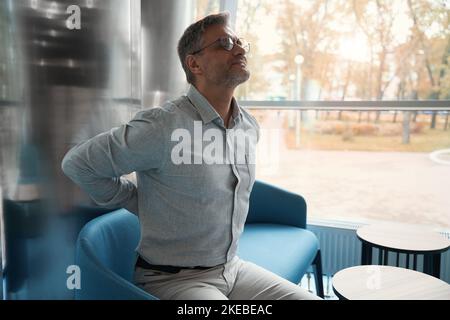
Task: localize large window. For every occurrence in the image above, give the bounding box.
[236,0,450,229]
[194,0,221,20]
[195,0,450,229]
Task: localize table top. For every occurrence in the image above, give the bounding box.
[333,265,450,300]
[356,222,450,253]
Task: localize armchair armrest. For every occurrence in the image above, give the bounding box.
[246,180,307,229]
[76,241,157,300]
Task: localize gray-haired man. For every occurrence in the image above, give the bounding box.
[62,12,320,300]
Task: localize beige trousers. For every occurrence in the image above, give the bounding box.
[134,256,321,300]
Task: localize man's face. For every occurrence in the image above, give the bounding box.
[195,24,250,88]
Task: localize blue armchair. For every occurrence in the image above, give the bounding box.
[75,180,323,299]
[237,180,323,297]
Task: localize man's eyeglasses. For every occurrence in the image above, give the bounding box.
[191,36,250,55]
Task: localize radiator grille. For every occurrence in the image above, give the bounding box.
[307,222,450,283]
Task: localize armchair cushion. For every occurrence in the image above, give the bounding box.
[238,223,319,284]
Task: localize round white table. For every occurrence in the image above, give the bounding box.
[333,265,450,300]
[357,222,450,278]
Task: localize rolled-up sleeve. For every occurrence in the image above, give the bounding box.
[61,108,168,213]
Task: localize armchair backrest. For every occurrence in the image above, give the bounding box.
[246,180,307,229]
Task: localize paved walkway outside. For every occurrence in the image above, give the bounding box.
[256,148,450,229]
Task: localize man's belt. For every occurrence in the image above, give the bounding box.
[136,256,213,274]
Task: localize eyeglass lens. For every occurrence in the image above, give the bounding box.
[221,37,249,53]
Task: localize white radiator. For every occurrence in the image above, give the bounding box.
[306,221,450,284]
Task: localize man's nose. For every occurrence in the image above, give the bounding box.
[232,44,246,55]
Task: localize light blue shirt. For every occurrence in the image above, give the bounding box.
[62,85,259,267]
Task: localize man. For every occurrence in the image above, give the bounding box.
[62,12,320,300]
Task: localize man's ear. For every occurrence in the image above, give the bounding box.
[186,55,203,76]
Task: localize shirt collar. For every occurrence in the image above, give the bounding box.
[186,85,220,124]
[230,96,243,124]
[186,85,243,125]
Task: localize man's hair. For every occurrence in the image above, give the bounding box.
[177,12,230,84]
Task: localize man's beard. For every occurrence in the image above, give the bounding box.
[224,69,250,88]
[208,66,250,88]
